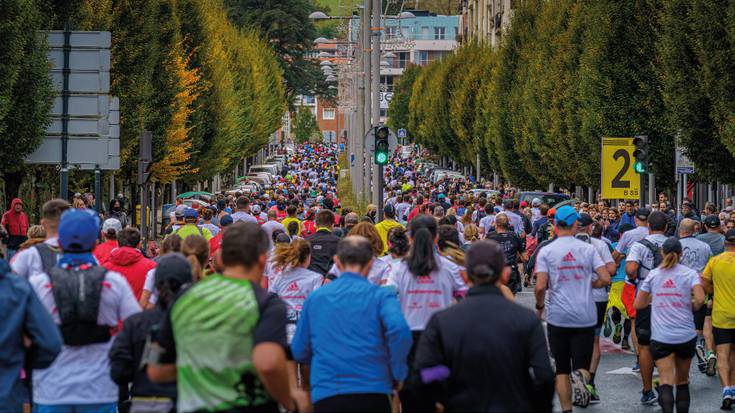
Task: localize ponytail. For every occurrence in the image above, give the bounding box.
[182,235,210,281]
[272,238,311,271]
[406,215,438,277]
[660,251,680,270]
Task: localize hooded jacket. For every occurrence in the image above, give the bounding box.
[1,199,29,249]
[103,247,156,300]
[93,239,118,266]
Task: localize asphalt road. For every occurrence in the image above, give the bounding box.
[514,289,722,413]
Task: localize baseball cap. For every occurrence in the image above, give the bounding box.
[154,253,193,287]
[174,204,187,218]
[547,207,557,218]
[183,208,198,219]
[252,204,262,214]
[726,228,735,244]
[531,198,542,207]
[704,215,721,229]
[219,214,233,227]
[636,207,651,220]
[577,213,594,227]
[662,237,682,254]
[102,218,122,234]
[555,205,579,226]
[520,201,528,208]
[58,209,100,253]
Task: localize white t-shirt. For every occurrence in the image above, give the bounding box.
[639,264,700,344]
[11,237,59,279]
[327,256,391,285]
[577,235,615,302]
[30,269,141,404]
[615,225,649,254]
[143,267,158,305]
[261,220,286,240]
[504,211,524,234]
[385,254,467,331]
[479,215,496,234]
[230,211,257,224]
[679,237,712,273]
[535,236,606,328]
[268,267,323,344]
[626,234,668,280]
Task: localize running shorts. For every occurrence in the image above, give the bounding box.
[547,324,595,375]
[713,327,735,346]
[595,301,607,329]
[650,338,696,361]
[621,281,637,319]
[605,281,629,319]
[635,306,652,346]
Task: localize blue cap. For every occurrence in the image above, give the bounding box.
[555,205,580,227]
[184,208,198,219]
[224,207,232,214]
[219,214,233,227]
[58,209,100,252]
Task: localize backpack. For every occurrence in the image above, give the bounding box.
[35,243,60,274]
[637,239,663,272]
[48,265,111,346]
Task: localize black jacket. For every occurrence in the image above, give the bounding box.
[109,307,177,399]
[413,284,555,412]
[307,229,340,276]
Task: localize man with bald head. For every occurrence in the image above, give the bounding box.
[680,217,717,376]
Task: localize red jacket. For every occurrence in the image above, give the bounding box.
[103,246,156,300]
[93,239,118,266]
[209,231,223,260]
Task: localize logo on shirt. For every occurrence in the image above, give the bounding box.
[416,275,434,284]
[562,252,576,262]
[286,281,300,292]
[661,278,677,289]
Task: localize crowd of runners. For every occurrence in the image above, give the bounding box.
[1,143,735,413]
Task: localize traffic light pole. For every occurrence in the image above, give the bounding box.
[370,0,381,208]
[378,164,384,222]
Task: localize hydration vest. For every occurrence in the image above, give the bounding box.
[48,265,111,346]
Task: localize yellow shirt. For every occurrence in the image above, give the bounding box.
[702,252,735,329]
[281,217,303,235]
[375,219,405,255]
[172,224,213,241]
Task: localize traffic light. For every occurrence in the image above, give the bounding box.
[632,135,648,174]
[374,126,390,165]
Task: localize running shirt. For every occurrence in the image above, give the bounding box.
[702,252,735,329]
[679,236,712,273]
[159,274,287,412]
[626,234,668,280]
[504,210,524,234]
[268,267,323,344]
[485,231,523,267]
[30,270,141,405]
[231,211,258,224]
[615,226,648,254]
[535,236,606,328]
[385,254,467,331]
[479,214,496,234]
[143,267,158,305]
[639,264,700,344]
[327,256,391,285]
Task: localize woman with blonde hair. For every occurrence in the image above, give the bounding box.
[463,224,480,250]
[17,225,47,251]
[326,221,391,285]
[634,237,705,413]
[182,235,210,282]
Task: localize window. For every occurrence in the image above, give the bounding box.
[401,27,411,39]
[421,26,430,39]
[419,51,429,65]
[397,52,409,68]
[310,107,317,116]
[323,108,335,120]
[434,27,446,40]
[322,131,336,143]
[302,95,315,104]
[385,26,397,39]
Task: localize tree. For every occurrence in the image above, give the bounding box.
[387,64,420,134]
[293,106,320,143]
[0,0,54,202]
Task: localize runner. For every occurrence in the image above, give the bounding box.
[485,213,526,294]
[534,205,611,411]
[701,228,735,410]
[634,237,705,413]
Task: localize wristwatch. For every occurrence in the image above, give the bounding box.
[535,303,545,310]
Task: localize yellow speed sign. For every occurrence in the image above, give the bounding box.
[601,137,640,200]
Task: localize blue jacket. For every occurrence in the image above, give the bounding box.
[618,213,637,229]
[0,259,62,411]
[292,272,412,402]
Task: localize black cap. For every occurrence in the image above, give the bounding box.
[384,203,396,218]
[154,253,193,287]
[648,211,669,230]
[662,237,682,254]
[704,215,721,229]
[466,240,506,281]
[578,213,594,227]
[726,229,735,244]
[636,207,651,220]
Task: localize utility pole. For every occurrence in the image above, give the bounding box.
[60,21,71,199]
[362,0,372,203]
[371,0,381,207]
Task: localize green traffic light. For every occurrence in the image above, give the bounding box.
[375,151,389,165]
[634,160,647,174]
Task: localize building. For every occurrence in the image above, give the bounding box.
[459,0,516,47]
[350,10,460,120]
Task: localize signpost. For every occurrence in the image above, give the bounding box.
[601,137,640,200]
[676,146,694,219]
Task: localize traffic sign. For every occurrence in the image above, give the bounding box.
[397,128,407,138]
[676,146,695,175]
[601,137,640,200]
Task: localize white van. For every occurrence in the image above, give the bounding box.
[249,164,279,177]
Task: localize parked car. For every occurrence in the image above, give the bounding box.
[432,170,466,184]
[399,146,413,160]
[517,191,570,207]
[249,164,279,177]
[470,189,500,199]
[244,173,274,188]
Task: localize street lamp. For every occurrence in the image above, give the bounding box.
[320,60,333,66]
[382,51,397,59]
[326,75,337,82]
[309,11,329,20]
[314,37,329,44]
[398,11,416,19]
[318,51,334,58]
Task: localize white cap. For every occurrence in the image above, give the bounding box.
[175,204,188,217]
[532,198,542,207]
[252,205,262,214]
[102,218,122,233]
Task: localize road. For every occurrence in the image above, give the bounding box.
[514,288,722,413]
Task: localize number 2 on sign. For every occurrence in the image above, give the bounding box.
[612,149,631,189]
